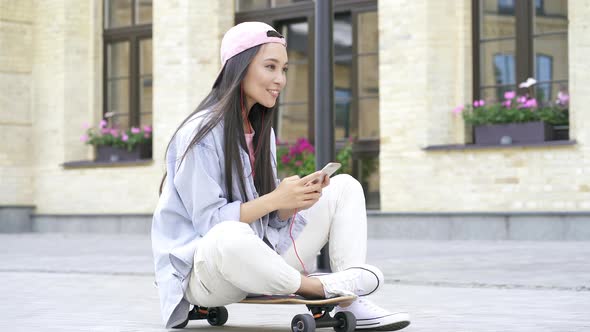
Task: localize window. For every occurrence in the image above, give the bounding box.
[357,11,379,140]
[535,54,552,102]
[334,13,353,141]
[335,88,352,138]
[535,0,545,16]
[497,0,516,14]
[493,53,515,100]
[497,0,545,15]
[103,0,152,131]
[475,0,567,105]
[276,21,310,143]
[236,0,380,208]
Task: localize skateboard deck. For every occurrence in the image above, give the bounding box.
[240,294,357,305]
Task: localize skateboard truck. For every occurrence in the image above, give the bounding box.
[291,303,356,332]
[172,305,228,329]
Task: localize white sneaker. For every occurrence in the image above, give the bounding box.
[336,298,411,331]
[311,264,384,298]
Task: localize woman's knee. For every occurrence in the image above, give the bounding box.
[213,222,258,257]
[202,221,255,256]
[207,220,253,238]
[332,173,364,195]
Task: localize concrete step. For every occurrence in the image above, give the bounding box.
[2,207,590,240]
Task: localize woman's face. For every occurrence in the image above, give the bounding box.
[242,43,288,111]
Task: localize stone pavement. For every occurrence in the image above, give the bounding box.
[0,233,589,331]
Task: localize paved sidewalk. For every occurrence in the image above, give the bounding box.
[0,233,589,331]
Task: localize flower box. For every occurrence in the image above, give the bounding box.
[96,143,152,162]
[473,121,554,145]
[453,78,569,146]
[553,124,569,141]
[83,121,153,163]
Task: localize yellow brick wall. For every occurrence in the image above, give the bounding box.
[0,0,34,206]
[25,0,233,214]
[378,0,590,212]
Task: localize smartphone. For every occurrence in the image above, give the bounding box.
[310,162,342,184]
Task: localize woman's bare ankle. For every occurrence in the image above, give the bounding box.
[296,276,325,299]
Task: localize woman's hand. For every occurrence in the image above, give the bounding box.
[271,171,325,211]
[313,173,330,189]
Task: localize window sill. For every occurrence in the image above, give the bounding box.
[423,140,577,151]
[61,159,154,169]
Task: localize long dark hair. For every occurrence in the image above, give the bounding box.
[158,45,276,203]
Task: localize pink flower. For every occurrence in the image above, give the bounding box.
[144,133,151,139]
[523,98,538,108]
[517,96,527,104]
[289,145,300,156]
[295,160,303,167]
[502,100,511,108]
[504,91,516,100]
[100,128,110,135]
[80,134,88,142]
[452,105,464,114]
[295,138,315,154]
[557,91,569,105]
[473,100,484,107]
[122,134,129,142]
[143,125,152,133]
[300,142,314,154]
[110,128,119,137]
[281,155,291,164]
[131,127,141,134]
[99,120,107,128]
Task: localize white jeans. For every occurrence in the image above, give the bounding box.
[185,174,368,307]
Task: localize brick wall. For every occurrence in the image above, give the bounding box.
[0,0,34,206]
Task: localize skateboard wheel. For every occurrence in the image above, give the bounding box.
[207,306,229,326]
[171,318,189,329]
[333,311,356,332]
[291,313,316,332]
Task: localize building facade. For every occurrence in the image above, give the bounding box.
[1,0,588,236]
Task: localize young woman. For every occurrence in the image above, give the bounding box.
[152,22,410,330]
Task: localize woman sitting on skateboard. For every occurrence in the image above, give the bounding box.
[152,21,410,330]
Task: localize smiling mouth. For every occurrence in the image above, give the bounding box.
[267,89,280,98]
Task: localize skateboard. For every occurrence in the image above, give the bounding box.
[173,294,357,332]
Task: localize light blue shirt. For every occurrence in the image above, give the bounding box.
[151,110,307,328]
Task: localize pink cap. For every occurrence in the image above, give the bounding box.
[220,22,286,67]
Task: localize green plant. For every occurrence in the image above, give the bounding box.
[276,137,374,181]
[453,79,569,126]
[81,119,152,152]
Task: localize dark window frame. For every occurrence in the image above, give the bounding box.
[103,0,152,129]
